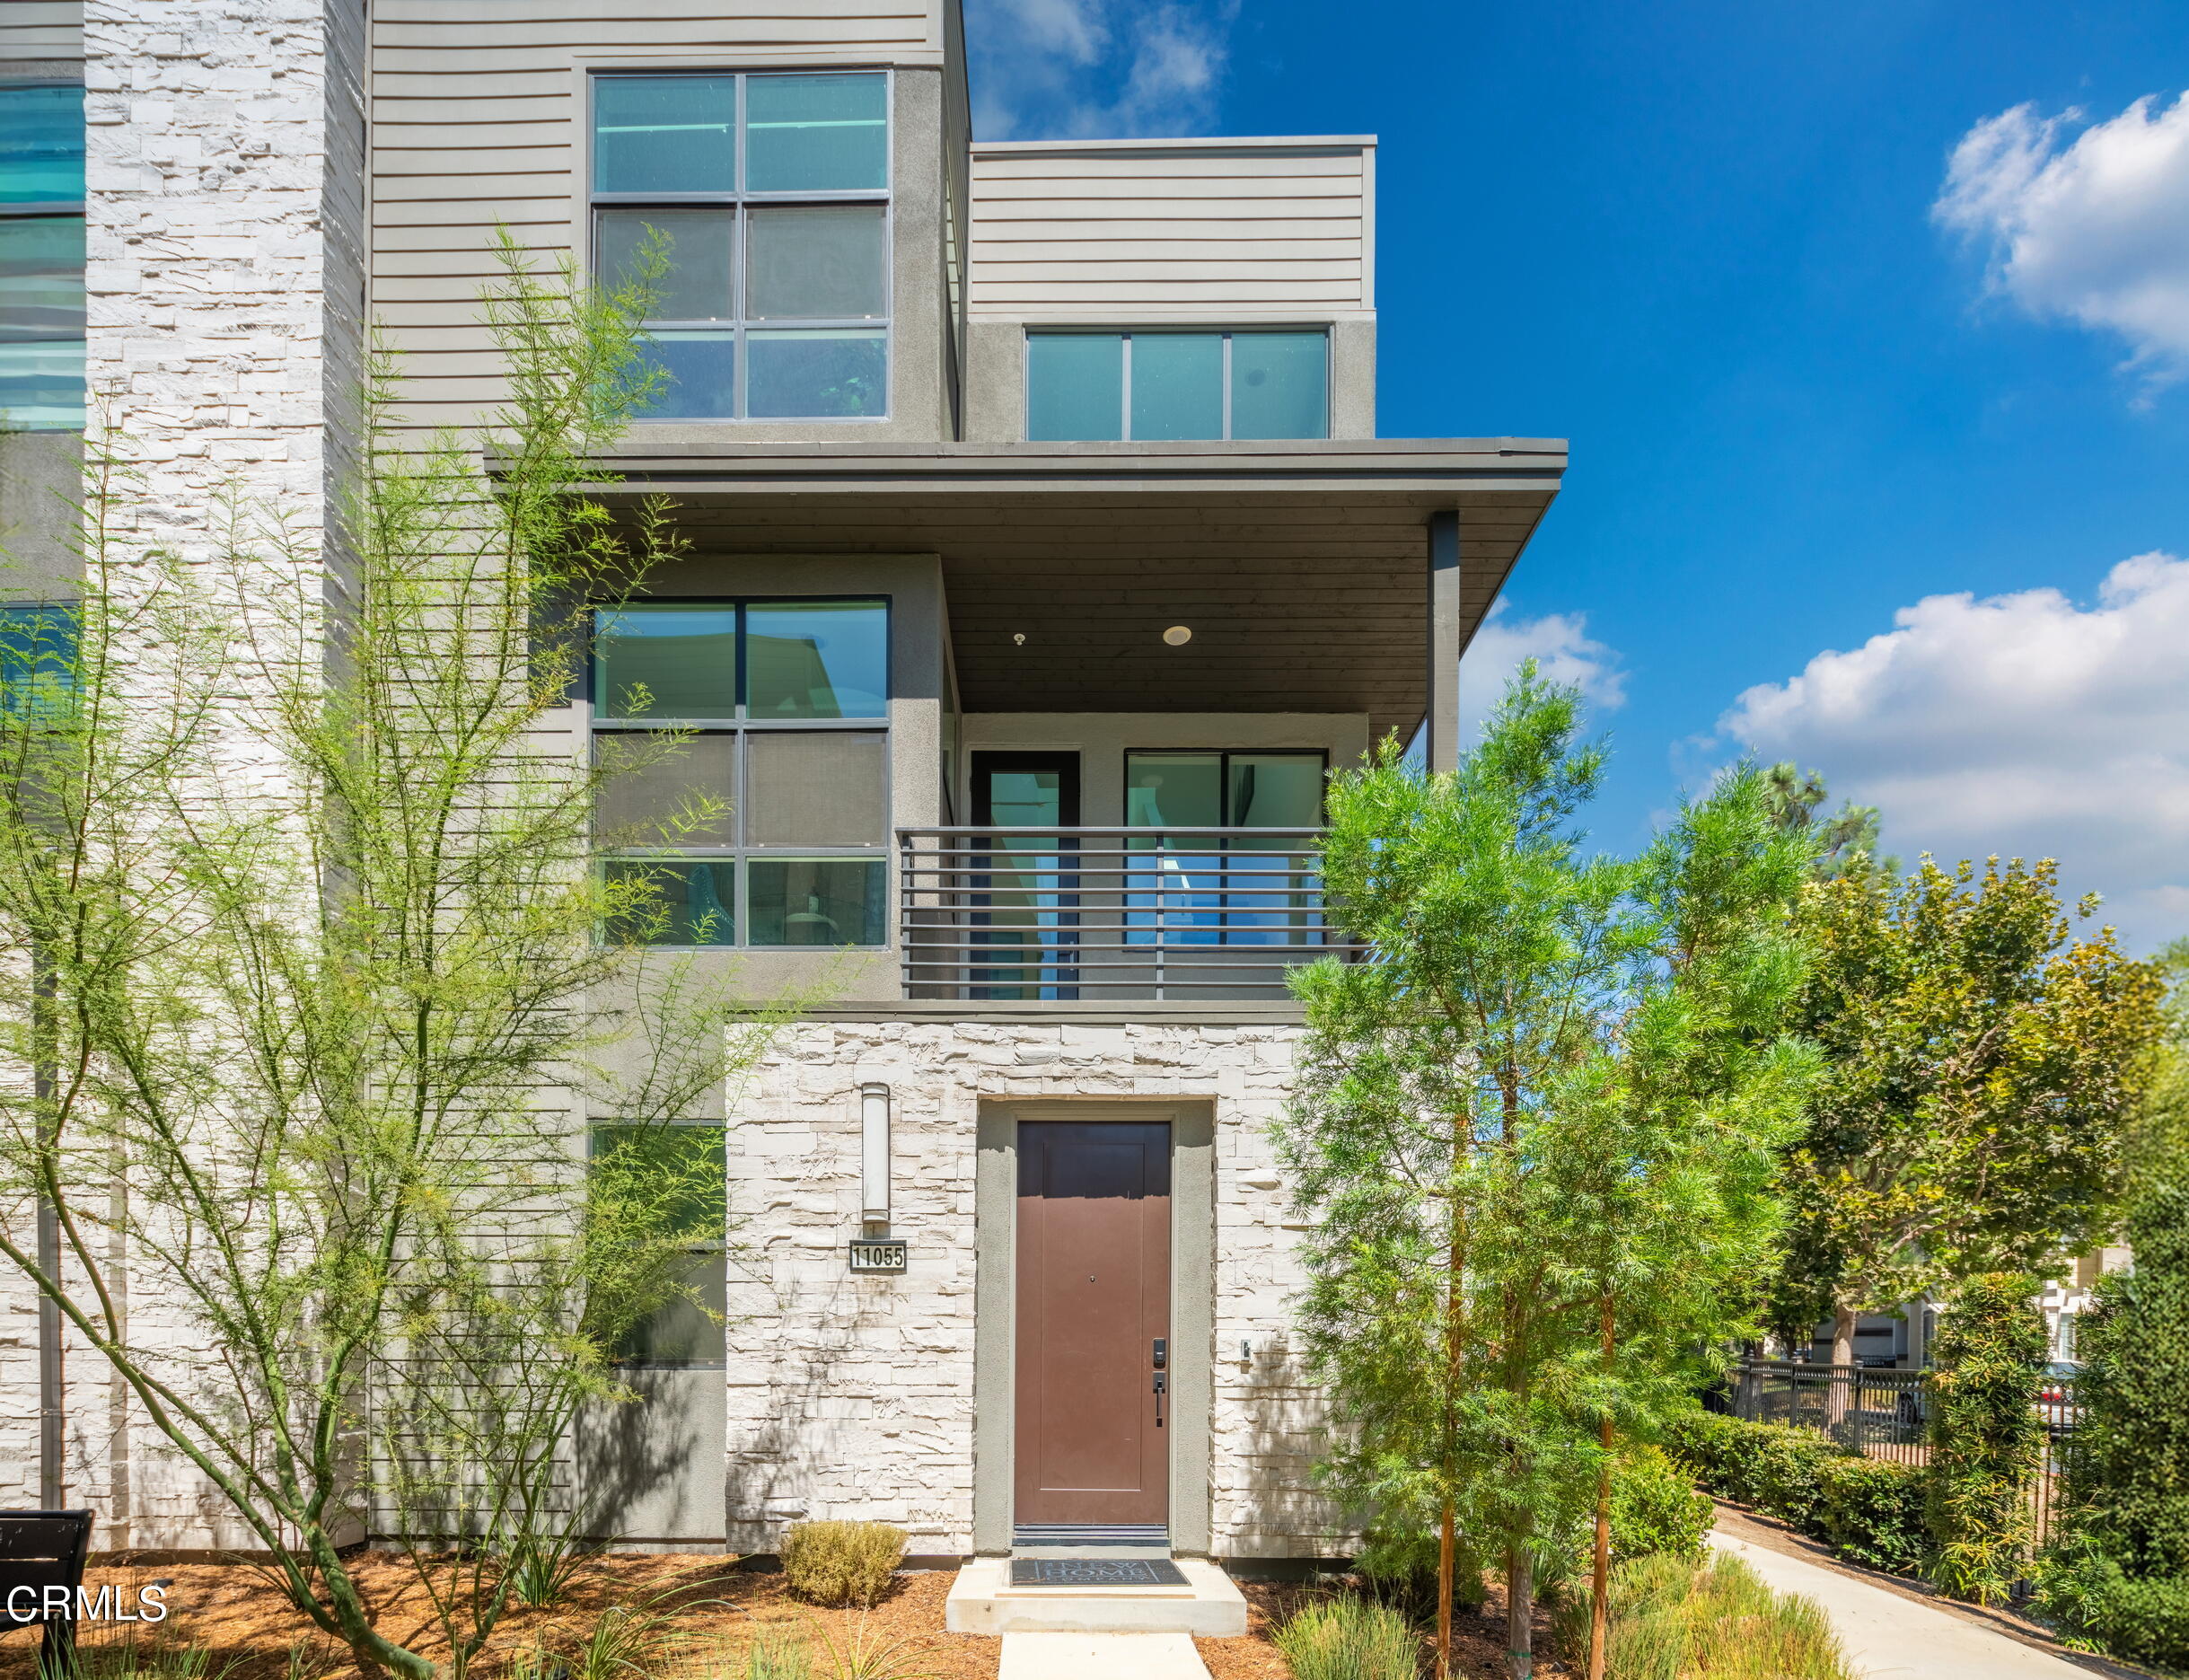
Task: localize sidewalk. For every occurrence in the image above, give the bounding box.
[1707,1527,2094,1679]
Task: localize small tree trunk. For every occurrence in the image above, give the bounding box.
[1438,1496,1456,1680]
[1828,1302,1859,1426]
[1506,1538,1534,1680]
[1589,1297,1614,1680]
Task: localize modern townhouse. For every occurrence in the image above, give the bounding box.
[0,0,1566,1586]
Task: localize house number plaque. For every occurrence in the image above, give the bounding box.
[848,1237,908,1273]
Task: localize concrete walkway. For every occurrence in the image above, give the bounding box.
[1708,1528,2091,1679]
[998,1632,1210,1680]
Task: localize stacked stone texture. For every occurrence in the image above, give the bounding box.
[0,0,356,1548]
[725,1021,1344,1559]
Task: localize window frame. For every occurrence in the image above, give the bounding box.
[1,74,87,433]
[591,595,893,950]
[587,68,894,423]
[1023,328,1332,443]
[1121,747,1331,829]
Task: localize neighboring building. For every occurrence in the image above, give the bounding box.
[0,3,1564,1566]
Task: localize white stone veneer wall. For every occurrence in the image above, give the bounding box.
[0,0,365,1546]
[723,1020,1345,1559]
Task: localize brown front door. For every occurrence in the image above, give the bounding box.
[1014,1121,1171,1528]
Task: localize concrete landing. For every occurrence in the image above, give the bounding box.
[946,1558,1249,1635]
[998,1632,1211,1680]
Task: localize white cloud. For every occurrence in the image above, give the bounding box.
[967,0,1237,140]
[1934,93,2189,392]
[1459,599,1628,732]
[1717,553,2189,949]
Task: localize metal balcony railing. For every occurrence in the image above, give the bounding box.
[896,826,1354,1001]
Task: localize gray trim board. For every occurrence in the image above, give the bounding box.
[1428,510,1460,771]
[973,1099,1217,1558]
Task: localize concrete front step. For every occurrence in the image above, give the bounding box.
[945,1558,1249,1636]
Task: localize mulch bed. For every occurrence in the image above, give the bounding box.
[0,1556,998,1680]
[1196,1579,1578,1680]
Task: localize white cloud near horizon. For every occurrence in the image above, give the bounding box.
[1717,554,2189,951]
[966,0,1238,140]
[1459,599,1629,734]
[1934,92,2189,393]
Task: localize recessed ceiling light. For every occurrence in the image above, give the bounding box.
[1163,626,1192,646]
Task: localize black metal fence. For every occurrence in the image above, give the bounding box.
[1725,1359,2080,1544]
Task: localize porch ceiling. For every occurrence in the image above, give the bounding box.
[582,438,1567,742]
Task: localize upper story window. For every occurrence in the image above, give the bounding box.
[591,73,891,422]
[592,599,891,948]
[0,77,86,431]
[1025,330,1328,443]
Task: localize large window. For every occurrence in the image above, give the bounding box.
[593,599,890,947]
[1026,330,1328,442]
[1,77,85,430]
[592,73,891,421]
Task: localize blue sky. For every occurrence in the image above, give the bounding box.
[966,0,2189,952]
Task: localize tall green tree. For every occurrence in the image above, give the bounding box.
[2036,941,2189,1667]
[1774,858,2161,1369]
[0,239,798,1680]
[1760,761,1887,879]
[1553,770,1819,1679]
[1280,673,1815,1680]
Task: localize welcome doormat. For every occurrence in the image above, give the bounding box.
[1009,1558,1190,1588]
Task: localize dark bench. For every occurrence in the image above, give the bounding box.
[0,1510,93,1676]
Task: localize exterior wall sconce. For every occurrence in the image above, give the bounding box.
[860,1082,892,1227]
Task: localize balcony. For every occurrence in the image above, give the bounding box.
[897,827,1354,1003]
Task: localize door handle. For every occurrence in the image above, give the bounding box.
[1153,1369,1166,1428]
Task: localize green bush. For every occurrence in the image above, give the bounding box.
[2036,1180,2189,1667]
[779,1520,908,1609]
[1665,1408,1928,1576]
[1815,1455,1930,1575]
[1611,1445,1716,1561]
[1272,1593,1420,1680]
[1926,1273,2048,1605]
[1552,1551,1855,1680]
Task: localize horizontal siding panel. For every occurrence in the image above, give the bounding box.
[374,33,921,73]
[975,259,1359,282]
[974,153,1360,180]
[374,0,928,18]
[973,177,1360,203]
[374,13,929,48]
[374,94,577,124]
[972,218,1360,241]
[374,69,582,99]
[374,172,575,201]
[374,146,576,175]
[374,197,576,226]
[374,119,576,150]
[0,3,80,56]
[375,225,573,254]
[971,239,1356,262]
[972,281,1362,303]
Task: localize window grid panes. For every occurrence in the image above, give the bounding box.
[592,71,890,421]
[1024,330,1329,442]
[1122,750,1328,947]
[593,600,890,949]
[1,77,86,431]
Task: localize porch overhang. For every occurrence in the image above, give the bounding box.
[578,436,1568,743]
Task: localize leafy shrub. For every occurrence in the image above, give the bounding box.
[1611,1445,1715,1561]
[1665,1408,1928,1576]
[1273,1593,1420,1680]
[780,1520,909,1609]
[1354,1524,1490,1616]
[1552,1551,1855,1680]
[2036,1180,2189,1667]
[1926,1273,2047,1605]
